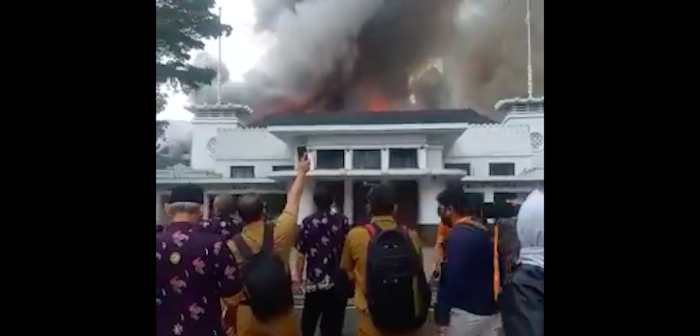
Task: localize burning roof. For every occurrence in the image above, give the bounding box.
[251,108,495,127]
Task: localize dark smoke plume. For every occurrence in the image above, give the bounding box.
[244,0,461,116]
[238,0,542,120]
[447,0,544,120]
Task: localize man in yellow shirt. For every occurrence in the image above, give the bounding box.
[227,155,310,336]
[341,183,426,336]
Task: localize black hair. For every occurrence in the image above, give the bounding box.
[169,184,204,204]
[237,193,264,224]
[367,183,395,216]
[313,186,333,211]
[436,185,469,216]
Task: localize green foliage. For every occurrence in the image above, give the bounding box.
[156,0,231,90]
[156,0,231,146]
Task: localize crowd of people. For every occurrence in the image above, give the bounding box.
[156,154,544,336]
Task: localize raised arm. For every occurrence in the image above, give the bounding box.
[274,154,312,253]
[284,154,311,214]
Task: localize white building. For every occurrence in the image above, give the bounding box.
[155,96,544,243]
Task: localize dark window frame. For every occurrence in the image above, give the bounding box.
[389,148,419,169]
[272,165,295,172]
[352,149,382,170]
[230,166,255,178]
[316,149,346,169]
[488,162,516,176]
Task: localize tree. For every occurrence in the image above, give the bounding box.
[156,0,231,143]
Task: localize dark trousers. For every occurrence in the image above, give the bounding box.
[301,288,347,336]
[501,264,545,336]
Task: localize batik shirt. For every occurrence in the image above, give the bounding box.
[156,222,242,336]
[295,212,350,292]
[200,213,243,240]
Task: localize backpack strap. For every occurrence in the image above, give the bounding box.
[262,223,274,254]
[492,223,500,302]
[232,234,254,263]
[364,223,382,237]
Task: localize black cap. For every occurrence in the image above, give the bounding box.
[169,184,204,204]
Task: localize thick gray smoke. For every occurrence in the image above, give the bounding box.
[242,0,543,119]
[247,0,383,102]
[188,52,254,105]
[447,0,544,120]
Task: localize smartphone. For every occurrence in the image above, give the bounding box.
[296,146,307,159]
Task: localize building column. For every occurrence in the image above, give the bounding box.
[381,149,390,171]
[299,179,316,225]
[344,149,353,170]
[156,192,162,223]
[418,178,442,225]
[484,189,495,203]
[343,179,353,223]
[418,147,428,169]
[202,191,210,219]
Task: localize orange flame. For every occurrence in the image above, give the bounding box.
[360,81,392,112]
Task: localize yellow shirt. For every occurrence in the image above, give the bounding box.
[340,216,423,312]
[226,205,298,303]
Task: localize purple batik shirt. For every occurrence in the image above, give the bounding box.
[199,213,243,240]
[156,222,242,336]
[295,212,350,292]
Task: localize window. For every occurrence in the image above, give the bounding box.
[316,150,345,169]
[489,163,515,176]
[230,166,255,178]
[272,165,294,172]
[353,150,381,169]
[389,149,418,169]
[444,163,471,175]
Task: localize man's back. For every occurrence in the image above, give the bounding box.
[341,216,423,336]
[156,224,241,336]
[296,211,350,291]
[228,206,301,336]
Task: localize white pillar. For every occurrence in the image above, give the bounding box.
[343,179,353,223]
[299,180,316,224]
[418,147,428,169]
[156,192,162,223]
[344,149,353,170]
[381,149,390,171]
[418,178,442,225]
[202,191,210,219]
[484,188,495,203]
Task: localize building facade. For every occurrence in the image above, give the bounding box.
[155,97,544,243]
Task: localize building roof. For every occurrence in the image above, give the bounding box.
[250,109,496,127]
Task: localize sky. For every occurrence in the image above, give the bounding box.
[158,0,271,121]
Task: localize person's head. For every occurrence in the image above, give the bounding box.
[165,184,205,224]
[313,186,333,212]
[237,193,265,224]
[366,183,397,217]
[436,185,470,227]
[213,193,236,216]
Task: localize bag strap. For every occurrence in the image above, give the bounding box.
[232,234,254,262]
[262,223,274,254]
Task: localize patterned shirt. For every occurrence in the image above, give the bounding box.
[295,211,350,292]
[199,213,243,240]
[156,222,242,336]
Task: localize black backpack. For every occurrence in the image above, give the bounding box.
[364,223,430,333]
[232,224,293,322]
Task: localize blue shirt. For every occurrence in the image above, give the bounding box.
[444,224,499,316]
